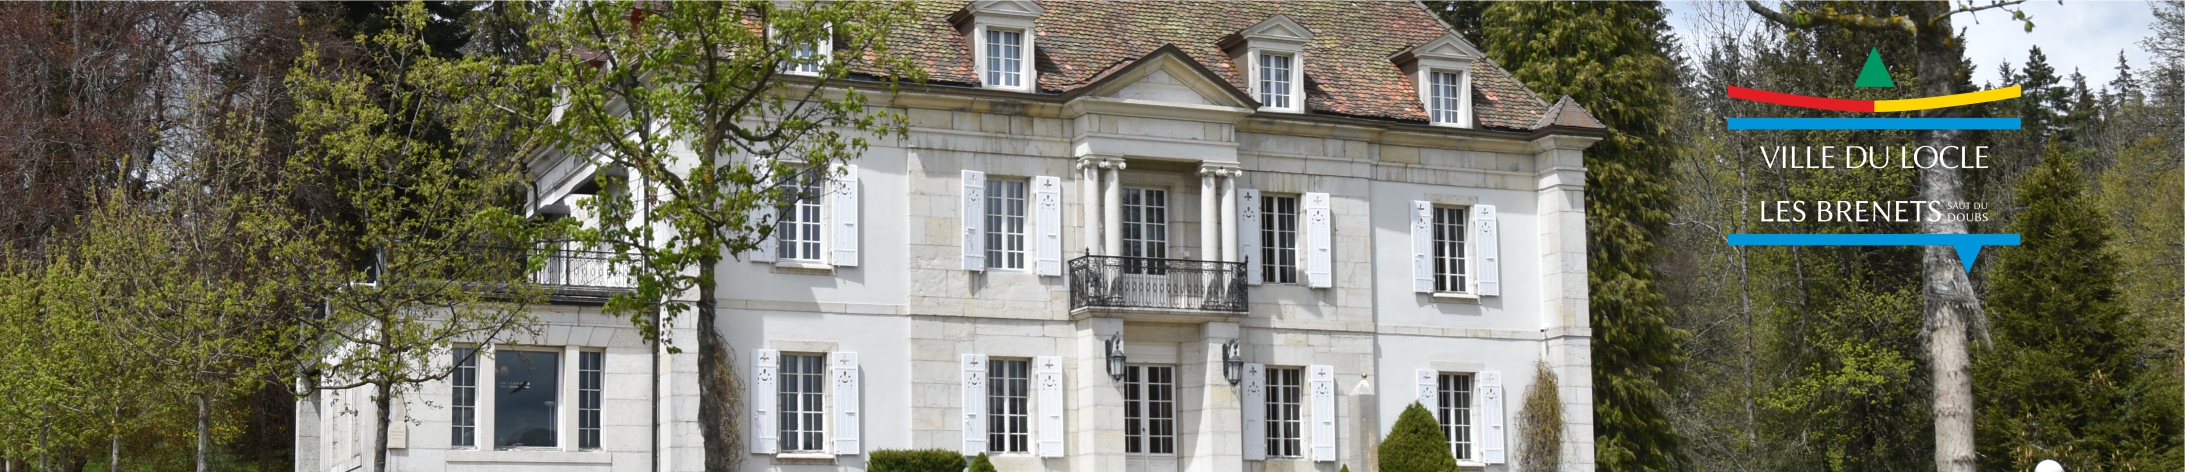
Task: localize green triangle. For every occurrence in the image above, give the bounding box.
[1855,48,1896,88]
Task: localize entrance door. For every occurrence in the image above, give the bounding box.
[1118,188,1172,307]
[1124,365,1178,472]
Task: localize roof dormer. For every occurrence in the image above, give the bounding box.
[951,0,1044,92]
[1392,33,1483,128]
[1220,15,1314,113]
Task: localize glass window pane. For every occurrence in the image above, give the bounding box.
[494,350,560,448]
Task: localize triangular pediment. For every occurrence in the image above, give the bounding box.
[966,0,1043,18]
[1240,14,1314,43]
[1402,33,1483,63]
[1075,45,1257,109]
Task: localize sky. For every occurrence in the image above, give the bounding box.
[1667,1,2161,89]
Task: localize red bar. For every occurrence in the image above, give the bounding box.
[1726,85,1876,112]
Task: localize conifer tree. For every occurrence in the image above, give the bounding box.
[1381,403,1458,472]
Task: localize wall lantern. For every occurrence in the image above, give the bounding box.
[1223,339,1244,386]
[1105,333,1128,381]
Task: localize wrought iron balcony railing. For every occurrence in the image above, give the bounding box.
[1067,255,1248,313]
[531,245,636,290]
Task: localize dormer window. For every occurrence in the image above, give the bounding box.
[954,0,1043,92]
[1395,33,1484,128]
[773,23,831,77]
[1221,15,1314,113]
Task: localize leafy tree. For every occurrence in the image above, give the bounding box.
[1380,402,1457,472]
[1451,2,1687,469]
[528,2,923,468]
[285,4,551,472]
[1518,363,1567,472]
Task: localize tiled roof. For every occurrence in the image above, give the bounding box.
[865,1,1558,131]
[1535,95,1605,129]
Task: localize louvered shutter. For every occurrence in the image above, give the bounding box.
[1415,369,1439,422]
[963,171,986,271]
[1239,189,1262,285]
[832,352,861,454]
[752,204,778,263]
[1303,192,1332,288]
[1412,201,1434,293]
[1241,363,1267,460]
[1470,204,1500,296]
[1034,176,1063,276]
[830,164,859,267]
[1308,365,1336,461]
[1036,356,1065,457]
[962,354,989,454]
[751,349,779,454]
[1480,371,1506,464]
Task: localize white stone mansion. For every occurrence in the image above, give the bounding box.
[296,2,1605,472]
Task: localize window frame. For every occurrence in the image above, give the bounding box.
[490,347,564,450]
[1255,51,1300,112]
[1264,367,1305,459]
[1438,372,1476,463]
[773,24,832,77]
[451,347,480,449]
[777,352,829,453]
[577,350,604,450]
[1432,206,1470,294]
[1427,69,1467,126]
[985,178,1030,271]
[1258,194,1299,284]
[776,173,827,262]
[1120,187,1169,274]
[987,358,1032,454]
[975,24,1036,92]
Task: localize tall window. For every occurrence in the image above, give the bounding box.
[1259,195,1299,284]
[986,179,1028,270]
[451,348,477,448]
[1438,373,1475,461]
[496,350,560,448]
[988,359,1031,454]
[1124,365,1176,455]
[1429,71,1464,124]
[777,177,824,261]
[1121,188,1167,274]
[1258,53,1293,109]
[778,354,827,452]
[985,29,1024,88]
[789,41,824,75]
[578,351,603,450]
[1432,207,1468,292]
[1266,367,1304,458]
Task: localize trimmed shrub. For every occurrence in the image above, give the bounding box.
[1380,402,1457,472]
[869,449,968,472]
[970,453,998,472]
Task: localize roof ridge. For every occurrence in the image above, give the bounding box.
[1534,95,1605,130]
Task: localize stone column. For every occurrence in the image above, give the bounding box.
[1219,169,1238,263]
[1531,134,1600,471]
[1183,321,1243,472]
[1081,157,1104,256]
[1103,159,1125,258]
[1074,318,1128,472]
[1199,168,1218,261]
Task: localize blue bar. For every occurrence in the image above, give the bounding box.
[1727,233,2020,272]
[1726,117,2022,130]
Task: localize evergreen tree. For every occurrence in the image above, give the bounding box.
[1380,403,1458,472]
[1975,144,2180,471]
[969,453,997,472]
[1457,3,1686,470]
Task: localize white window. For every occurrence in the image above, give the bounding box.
[789,41,825,75]
[1432,207,1467,292]
[1123,365,1177,455]
[495,350,561,449]
[1265,367,1304,458]
[986,179,1028,270]
[451,349,478,448]
[777,177,824,261]
[1121,188,1168,274]
[1258,53,1294,110]
[1429,71,1464,125]
[988,359,1031,454]
[1438,373,1475,462]
[1259,195,1298,284]
[985,28,1024,88]
[778,353,827,452]
[578,351,603,450]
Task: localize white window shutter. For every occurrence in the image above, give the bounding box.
[752,203,778,263]
[1303,192,1332,288]
[962,354,989,454]
[1036,356,1065,457]
[1412,201,1433,293]
[1308,365,1336,462]
[752,349,779,454]
[1034,176,1063,276]
[963,171,987,271]
[832,352,861,454]
[831,164,860,267]
[1239,189,1262,285]
[1241,363,1267,460]
[1470,204,1499,296]
[1415,368,1439,423]
[1480,371,1506,464]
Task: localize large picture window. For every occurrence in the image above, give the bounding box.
[986,179,1028,270]
[1432,207,1468,292]
[988,359,1030,454]
[496,350,560,448]
[779,353,827,452]
[1438,373,1475,461]
[1266,367,1303,458]
[1259,195,1298,284]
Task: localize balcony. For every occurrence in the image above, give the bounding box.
[1067,255,1248,318]
[458,243,635,304]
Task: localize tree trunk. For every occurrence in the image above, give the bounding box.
[196,393,211,472]
[109,424,118,472]
[1913,6,1982,471]
[373,385,392,472]
[698,260,737,472]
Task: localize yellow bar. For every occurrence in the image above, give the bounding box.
[1872,86,2021,112]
